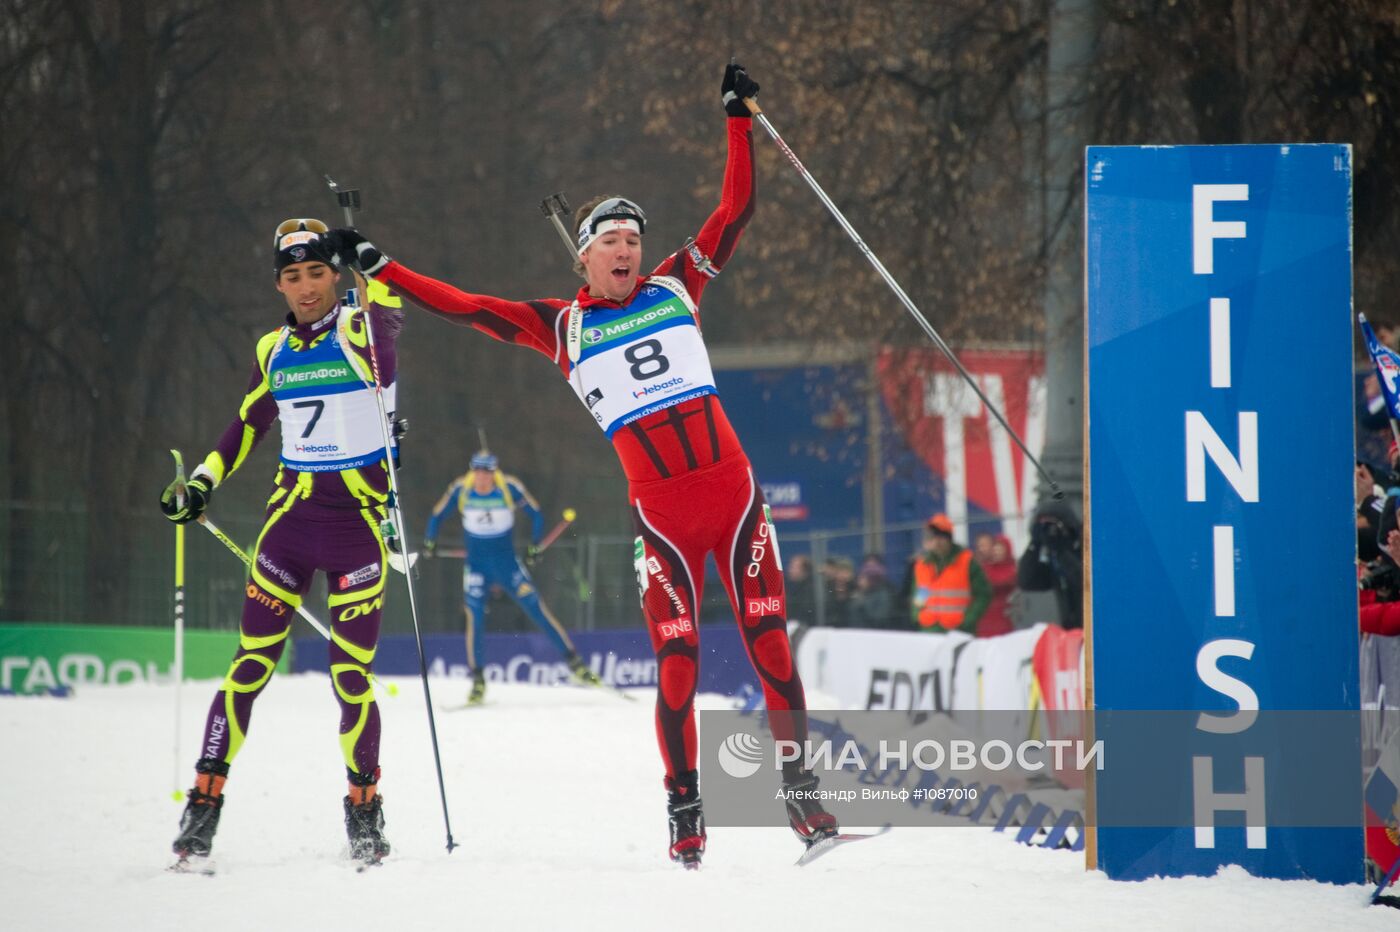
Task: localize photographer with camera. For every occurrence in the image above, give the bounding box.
[1016,501,1083,631]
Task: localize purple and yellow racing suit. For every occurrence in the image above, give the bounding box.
[189,280,402,779]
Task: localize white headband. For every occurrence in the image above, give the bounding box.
[576,197,647,254]
[577,217,642,255]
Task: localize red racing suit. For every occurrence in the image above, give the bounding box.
[371,115,809,780]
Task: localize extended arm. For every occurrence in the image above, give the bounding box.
[323,227,566,359]
[649,66,758,306]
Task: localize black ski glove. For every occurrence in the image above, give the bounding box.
[160,476,212,524]
[324,228,389,276]
[722,63,760,117]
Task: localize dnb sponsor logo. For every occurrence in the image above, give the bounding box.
[657,617,694,639]
[746,596,783,616]
[632,377,684,399]
[271,364,351,389]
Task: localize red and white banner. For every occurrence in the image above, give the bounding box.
[877,348,1045,553]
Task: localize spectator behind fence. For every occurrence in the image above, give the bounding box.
[908,513,990,633]
[785,554,816,625]
[850,554,895,629]
[1017,502,1083,630]
[821,557,856,627]
[974,533,1017,638]
[1357,459,1395,563]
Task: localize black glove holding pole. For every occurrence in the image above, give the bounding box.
[722,63,760,117]
[159,476,211,524]
[324,228,389,276]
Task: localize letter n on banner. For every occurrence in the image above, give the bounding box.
[1084,145,1360,883]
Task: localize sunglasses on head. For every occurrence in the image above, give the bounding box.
[273,218,328,246]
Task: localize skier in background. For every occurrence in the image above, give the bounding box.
[158,219,399,869]
[322,62,839,867]
[423,449,598,705]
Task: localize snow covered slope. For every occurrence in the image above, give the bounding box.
[2,676,1387,931]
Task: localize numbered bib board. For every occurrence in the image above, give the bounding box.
[1085,145,1360,882]
[269,327,386,472]
[569,279,718,436]
[461,488,514,539]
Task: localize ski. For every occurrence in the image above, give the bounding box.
[167,856,216,876]
[440,702,490,713]
[795,825,892,867]
[580,679,637,703]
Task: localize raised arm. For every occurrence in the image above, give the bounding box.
[650,64,759,305]
[323,228,565,360]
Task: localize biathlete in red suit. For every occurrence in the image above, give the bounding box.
[322,63,837,867]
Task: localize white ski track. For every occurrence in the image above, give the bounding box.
[440,679,636,713]
[795,824,893,867]
[5,676,1393,932]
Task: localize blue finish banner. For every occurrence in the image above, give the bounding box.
[1085,144,1361,882]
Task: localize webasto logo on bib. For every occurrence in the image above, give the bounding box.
[632,377,684,398]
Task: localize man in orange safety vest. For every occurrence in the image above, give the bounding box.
[911,513,991,633]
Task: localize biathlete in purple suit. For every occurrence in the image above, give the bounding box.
[159,218,402,868]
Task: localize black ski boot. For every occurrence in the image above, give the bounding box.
[782,773,840,847]
[665,769,706,869]
[172,758,229,865]
[344,768,390,867]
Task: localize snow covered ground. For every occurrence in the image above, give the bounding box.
[3,675,1389,931]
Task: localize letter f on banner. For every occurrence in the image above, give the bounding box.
[1193,185,1248,274]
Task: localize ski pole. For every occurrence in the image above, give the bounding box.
[195,515,331,640]
[170,450,186,802]
[327,174,458,854]
[740,96,1064,501]
[193,514,398,695]
[1373,854,1400,904]
[540,194,580,260]
[536,508,577,554]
